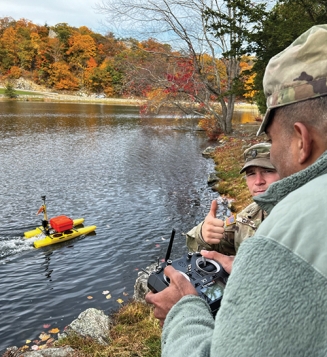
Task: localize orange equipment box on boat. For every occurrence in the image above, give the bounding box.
[50,215,74,232]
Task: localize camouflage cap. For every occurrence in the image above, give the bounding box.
[257,24,327,135]
[240,142,275,174]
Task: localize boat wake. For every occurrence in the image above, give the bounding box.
[0,234,43,261]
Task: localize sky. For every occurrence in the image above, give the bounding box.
[0,0,109,34]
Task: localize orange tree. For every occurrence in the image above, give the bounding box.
[49,61,79,90]
[66,30,97,85]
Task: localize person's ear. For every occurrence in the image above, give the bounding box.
[293,122,312,164]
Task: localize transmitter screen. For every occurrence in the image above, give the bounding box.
[201,281,224,301]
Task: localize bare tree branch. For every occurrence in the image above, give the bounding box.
[96,0,267,134]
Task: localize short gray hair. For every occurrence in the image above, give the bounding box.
[272,96,327,135]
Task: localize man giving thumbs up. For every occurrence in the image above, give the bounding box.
[186,142,279,258]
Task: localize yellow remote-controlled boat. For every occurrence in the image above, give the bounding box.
[24,195,96,248]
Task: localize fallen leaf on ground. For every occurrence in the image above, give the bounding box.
[117,298,124,304]
[26,340,31,344]
[102,290,109,295]
[31,345,39,350]
[123,292,128,296]
[43,324,51,328]
[87,295,93,299]
[106,294,112,299]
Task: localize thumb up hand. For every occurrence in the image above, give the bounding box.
[202,199,225,245]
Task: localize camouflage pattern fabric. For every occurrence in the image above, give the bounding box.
[240,142,274,174]
[258,24,327,135]
[186,202,266,255]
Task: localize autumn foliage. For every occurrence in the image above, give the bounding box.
[0,17,128,95]
[0,16,256,106]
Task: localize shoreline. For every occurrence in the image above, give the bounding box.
[0,93,147,106]
[0,91,259,112]
[0,79,259,111]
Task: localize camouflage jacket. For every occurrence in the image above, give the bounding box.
[186,202,266,255]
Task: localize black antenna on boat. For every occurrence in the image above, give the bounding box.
[40,195,50,235]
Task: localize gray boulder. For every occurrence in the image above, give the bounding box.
[202,146,216,157]
[58,308,112,345]
[207,172,220,185]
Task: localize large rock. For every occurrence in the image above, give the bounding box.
[202,146,216,157]
[4,309,112,356]
[58,308,112,345]
[207,172,220,185]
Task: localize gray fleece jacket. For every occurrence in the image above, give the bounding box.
[161,150,327,357]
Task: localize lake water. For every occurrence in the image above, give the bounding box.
[0,101,257,352]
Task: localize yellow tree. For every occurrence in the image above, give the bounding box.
[66,32,97,85]
[0,27,19,70]
[49,61,79,90]
[240,56,256,102]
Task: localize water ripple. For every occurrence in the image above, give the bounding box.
[0,102,216,352]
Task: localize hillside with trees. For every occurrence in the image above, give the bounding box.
[1,16,252,101]
[1,0,326,137]
[0,17,129,97]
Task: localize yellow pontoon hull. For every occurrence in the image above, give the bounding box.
[33,225,97,248]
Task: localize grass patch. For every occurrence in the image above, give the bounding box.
[0,87,44,96]
[56,301,161,357]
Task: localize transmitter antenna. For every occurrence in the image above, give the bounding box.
[165,229,175,262]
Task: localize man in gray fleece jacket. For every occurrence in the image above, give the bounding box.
[145,24,327,356]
